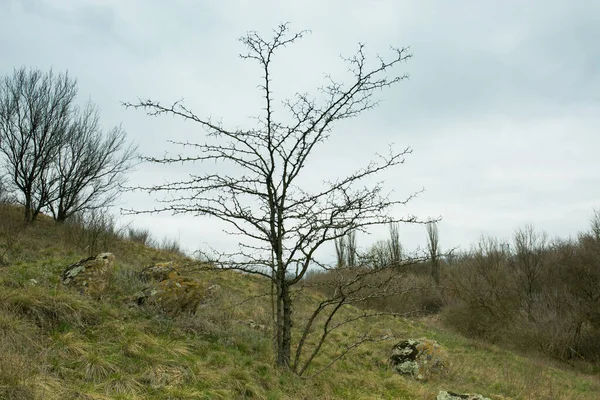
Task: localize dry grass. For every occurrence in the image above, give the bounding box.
[0,205,598,399]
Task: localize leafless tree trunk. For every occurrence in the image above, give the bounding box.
[124,24,421,371]
[0,68,76,223]
[426,222,440,284]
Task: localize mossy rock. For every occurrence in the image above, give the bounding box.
[61,253,115,296]
[139,261,179,282]
[390,338,448,381]
[135,275,218,315]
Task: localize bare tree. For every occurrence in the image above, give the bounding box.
[512,225,547,316]
[591,208,600,241]
[346,230,357,268]
[426,222,440,284]
[125,24,422,371]
[0,68,76,223]
[334,230,347,268]
[48,102,137,222]
[388,221,402,265]
[335,229,357,268]
[363,223,401,269]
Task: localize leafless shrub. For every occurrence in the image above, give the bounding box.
[128,227,152,245]
[510,225,548,316]
[441,218,600,364]
[442,236,517,341]
[155,237,186,257]
[62,208,125,256]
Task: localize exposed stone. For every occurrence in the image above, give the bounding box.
[135,275,214,315]
[139,261,179,282]
[247,319,267,330]
[61,253,115,296]
[437,391,491,400]
[389,338,448,381]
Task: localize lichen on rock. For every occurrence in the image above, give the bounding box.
[61,253,115,296]
[139,261,180,282]
[134,263,219,315]
[389,338,448,381]
[437,391,491,400]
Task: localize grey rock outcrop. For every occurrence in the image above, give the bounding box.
[61,253,115,296]
[437,391,491,400]
[389,338,448,380]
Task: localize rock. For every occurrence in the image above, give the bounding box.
[135,275,213,315]
[389,338,448,381]
[61,253,115,296]
[247,319,267,330]
[437,391,491,400]
[139,261,179,282]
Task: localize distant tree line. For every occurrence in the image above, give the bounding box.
[442,216,600,363]
[324,211,600,364]
[0,67,136,223]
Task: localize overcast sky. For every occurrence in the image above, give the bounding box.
[1,0,598,259]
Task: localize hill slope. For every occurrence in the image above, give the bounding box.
[1,205,599,399]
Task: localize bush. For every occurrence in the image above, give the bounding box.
[128,227,152,245]
[61,208,125,256]
[442,237,517,341]
[148,236,187,257]
[441,223,600,363]
[305,266,441,316]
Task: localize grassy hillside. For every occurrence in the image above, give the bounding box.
[1,204,599,399]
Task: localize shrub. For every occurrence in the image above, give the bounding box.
[441,222,600,363]
[127,227,152,245]
[61,208,125,256]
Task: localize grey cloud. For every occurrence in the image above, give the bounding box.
[1,0,598,256]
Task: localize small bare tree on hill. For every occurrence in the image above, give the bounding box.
[334,229,357,268]
[125,24,425,372]
[388,222,402,266]
[49,102,137,222]
[426,222,440,284]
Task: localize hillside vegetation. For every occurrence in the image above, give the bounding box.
[1,203,599,399]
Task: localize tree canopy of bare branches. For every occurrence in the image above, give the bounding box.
[426,222,440,284]
[125,24,423,372]
[335,229,357,268]
[49,102,137,222]
[0,67,136,223]
[0,68,76,222]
